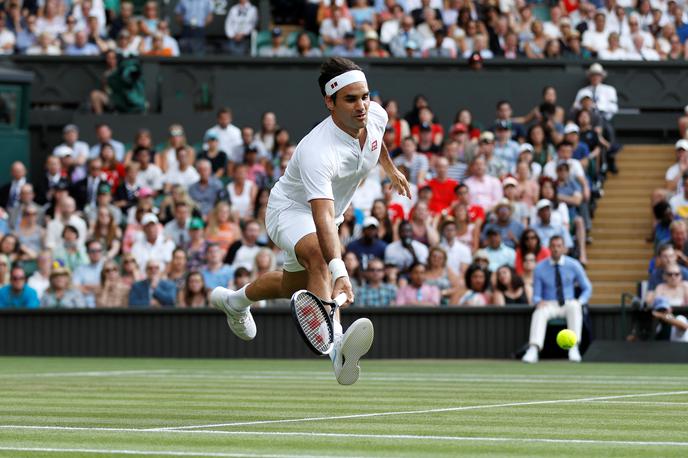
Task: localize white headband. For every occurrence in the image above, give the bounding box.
[324,70,367,96]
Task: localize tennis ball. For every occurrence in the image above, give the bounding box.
[556,329,577,350]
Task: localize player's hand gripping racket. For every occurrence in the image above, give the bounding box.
[290,289,347,355]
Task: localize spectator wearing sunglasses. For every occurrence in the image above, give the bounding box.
[0,264,39,308]
[354,258,397,308]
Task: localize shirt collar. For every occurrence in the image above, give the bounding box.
[550,257,565,266]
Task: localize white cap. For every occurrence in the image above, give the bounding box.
[362,216,379,228]
[53,145,73,158]
[536,199,552,211]
[519,143,534,153]
[675,139,688,151]
[502,176,519,188]
[141,213,159,225]
[564,123,580,134]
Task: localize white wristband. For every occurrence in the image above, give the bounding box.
[328,258,349,283]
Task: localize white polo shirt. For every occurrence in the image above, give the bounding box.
[270,101,388,220]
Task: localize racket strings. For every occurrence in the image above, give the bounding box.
[294,294,332,353]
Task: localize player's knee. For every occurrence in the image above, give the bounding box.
[300,253,328,278]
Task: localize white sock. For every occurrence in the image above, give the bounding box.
[329,320,344,363]
[228,285,253,311]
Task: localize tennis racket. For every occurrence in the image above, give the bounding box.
[290,289,347,355]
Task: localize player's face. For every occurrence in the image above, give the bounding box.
[328,82,370,134]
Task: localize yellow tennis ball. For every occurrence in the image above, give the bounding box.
[556,329,577,350]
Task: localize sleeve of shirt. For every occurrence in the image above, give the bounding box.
[533,263,545,304]
[224,9,236,38]
[300,144,338,202]
[367,101,389,132]
[573,260,593,304]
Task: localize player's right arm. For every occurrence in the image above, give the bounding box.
[310,198,354,305]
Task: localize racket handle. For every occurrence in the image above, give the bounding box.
[333,293,347,306]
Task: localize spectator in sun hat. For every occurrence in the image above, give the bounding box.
[573,63,618,122]
[41,264,87,308]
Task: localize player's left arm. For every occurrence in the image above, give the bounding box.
[379,142,412,198]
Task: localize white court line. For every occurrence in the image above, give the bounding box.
[0,429,686,448]
[148,390,688,430]
[0,370,174,378]
[589,401,688,406]
[0,446,341,458]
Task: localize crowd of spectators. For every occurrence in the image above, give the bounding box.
[0,62,612,310]
[2,0,688,60]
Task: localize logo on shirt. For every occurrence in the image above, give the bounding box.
[330,82,338,89]
[371,140,378,151]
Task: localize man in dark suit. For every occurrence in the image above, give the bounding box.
[70,157,104,210]
[0,161,27,210]
[129,259,177,307]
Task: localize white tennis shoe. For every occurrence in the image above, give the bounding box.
[210,287,256,341]
[568,346,582,362]
[332,318,374,385]
[522,345,539,364]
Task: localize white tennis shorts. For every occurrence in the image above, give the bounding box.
[265,196,316,273]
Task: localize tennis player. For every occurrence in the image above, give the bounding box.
[211,57,411,385]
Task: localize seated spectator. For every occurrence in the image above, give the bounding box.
[484,228,516,272]
[331,31,364,57]
[665,140,688,195]
[503,174,531,225]
[0,11,16,55]
[458,263,492,306]
[259,27,294,57]
[129,259,176,308]
[185,218,209,271]
[54,124,89,166]
[224,0,257,56]
[134,147,164,192]
[37,156,64,206]
[652,298,688,343]
[27,32,61,55]
[363,30,389,57]
[347,216,388,269]
[163,147,199,192]
[0,161,27,210]
[439,219,471,275]
[113,162,141,211]
[142,21,179,56]
[522,236,592,364]
[528,124,555,168]
[426,246,462,305]
[411,106,444,147]
[464,156,503,212]
[481,199,524,250]
[227,163,257,220]
[355,257,397,308]
[647,263,688,306]
[177,271,209,308]
[71,157,106,210]
[232,266,251,290]
[120,253,143,287]
[370,199,395,244]
[294,31,323,57]
[669,220,688,267]
[534,178,570,231]
[197,133,228,178]
[393,137,429,185]
[493,120,520,172]
[28,251,52,299]
[95,260,129,307]
[143,33,175,56]
[453,182,485,230]
[669,173,688,218]
[320,4,353,49]
[426,157,458,215]
[165,248,189,290]
[493,265,531,306]
[188,160,225,218]
[65,30,99,55]
[344,251,364,290]
[252,248,276,281]
[226,219,265,271]
[648,244,688,292]
[531,199,573,251]
[131,213,175,270]
[52,225,88,273]
[85,183,123,228]
[449,203,478,252]
[385,221,429,273]
[89,123,125,162]
[543,142,589,204]
[0,233,28,263]
[598,32,627,60]
[395,262,441,306]
[0,264,39,308]
[200,243,234,290]
[475,131,508,178]
[652,201,677,249]
[205,202,241,254]
[72,239,105,307]
[515,228,551,275]
[41,265,86,308]
[163,202,191,247]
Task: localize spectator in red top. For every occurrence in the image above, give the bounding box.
[383,99,410,150]
[427,157,458,215]
[453,182,485,228]
[454,108,481,141]
[514,228,551,275]
[411,107,444,146]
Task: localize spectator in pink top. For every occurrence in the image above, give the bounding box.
[463,156,503,211]
[395,262,441,306]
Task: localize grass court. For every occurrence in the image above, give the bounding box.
[1,357,687,457]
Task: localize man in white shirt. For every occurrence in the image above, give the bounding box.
[439,220,471,275]
[0,161,27,210]
[582,12,610,54]
[205,107,242,157]
[620,13,655,51]
[89,123,125,162]
[131,213,175,270]
[572,63,618,122]
[625,33,661,60]
[319,4,353,48]
[543,140,590,202]
[0,17,16,55]
[598,32,628,59]
[134,147,164,192]
[210,57,411,385]
[385,221,429,271]
[224,0,257,56]
[54,124,89,166]
[163,146,200,191]
[543,5,564,39]
[45,197,88,250]
[665,139,688,194]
